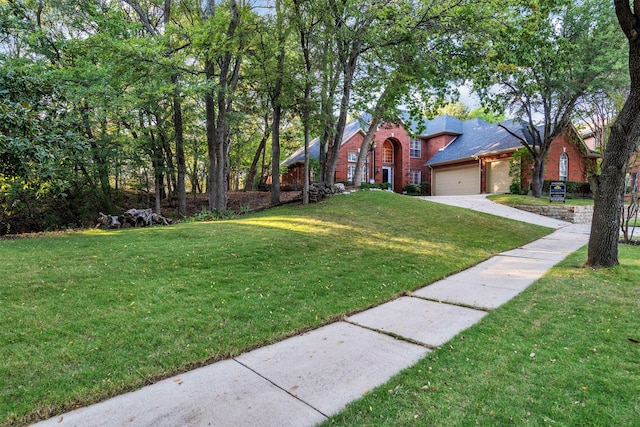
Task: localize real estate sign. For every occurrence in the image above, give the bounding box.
[549,181,566,203]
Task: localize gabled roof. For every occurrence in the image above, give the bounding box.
[281,117,365,167]
[421,114,464,138]
[426,119,528,166]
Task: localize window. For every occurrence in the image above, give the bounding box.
[410,169,421,185]
[382,141,393,163]
[559,152,568,181]
[410,138,421,158]
[347,165,356,182]
[348,151,357,162]
[348,165,369,183]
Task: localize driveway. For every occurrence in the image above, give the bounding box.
[420,194,575,229]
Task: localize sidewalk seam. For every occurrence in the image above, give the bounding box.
[231,358,330,421]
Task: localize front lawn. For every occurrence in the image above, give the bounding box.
[487,194,594,206]
[0,191,550,426]
[326,244,640,426]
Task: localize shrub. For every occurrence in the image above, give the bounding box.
[403,184,421,195]
[542,180,592,198]
[420,181,431,195]
[360,182,392,190]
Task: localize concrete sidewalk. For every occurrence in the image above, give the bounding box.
[33,196,591,427]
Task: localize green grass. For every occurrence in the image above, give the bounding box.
[325,244,640,426]
[488,194,594,206]
[0,191,551,426]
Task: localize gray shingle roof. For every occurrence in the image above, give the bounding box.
[426,119,529,166]
[422,114,463,137]
[281,117,365,167]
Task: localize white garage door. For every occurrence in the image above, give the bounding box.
[433,164,480,196]
[486,159,511,194]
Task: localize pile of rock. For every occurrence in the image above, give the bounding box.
[308,183,336,203]
[96,208,172,229]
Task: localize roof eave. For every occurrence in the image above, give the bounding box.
[426,156,477,167]
[421,131,463,139]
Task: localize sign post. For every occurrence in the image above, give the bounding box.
[549,181,566,203]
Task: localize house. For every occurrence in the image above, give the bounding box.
[281,114,599,195]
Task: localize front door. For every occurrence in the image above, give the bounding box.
[382,166,393,191]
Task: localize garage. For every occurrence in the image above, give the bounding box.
[486,159,511,194]
[433,164,480,195]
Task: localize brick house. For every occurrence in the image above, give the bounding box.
[282,114,599,195]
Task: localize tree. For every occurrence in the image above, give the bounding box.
[587,1,640,268]
[197,0,245,213]
[436,102,469,120]
[473,0,624,197]
[121,0,189,215]
[467,106,506,124]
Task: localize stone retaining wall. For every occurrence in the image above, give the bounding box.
[515,205,593,224]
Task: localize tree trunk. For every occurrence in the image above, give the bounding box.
[325,50,358,187]
[353,117,379,187]
[530,154,546,198]
[244,117,268,191]
[173,75,187,215]
[270,4,285,206]
[205,61,217,211]
[271,104,282,205]
[588,93,640,267]
[587,1,640,268]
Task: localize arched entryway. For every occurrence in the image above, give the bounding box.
[380,138,403,192]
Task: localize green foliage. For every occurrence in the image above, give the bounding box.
[402,184,420,195]
[509,181,521,195]
[0,61,91,229]
[467,106,506,124]
[435,102,469,120]
[420,181,430,196]
[0,191,550,426]
[542,180,592,198]
[191,207,237,222]
[509,148,530,195]
[360,182,392,190]
[470,0,625,197]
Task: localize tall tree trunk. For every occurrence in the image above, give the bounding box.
[530,154,545,197]
[270,2,286,206]
[293,0,312,204]
[325,43,360,187]
[353,117,379,187]
[587,0,640,268]
[271,104,282,205]
[173,75,187,215]
[245,115,269,191]
[205,64,217,211]
[205,0,239,213]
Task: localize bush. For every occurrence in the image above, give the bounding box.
[403,184,421,195]
[360,182,392,190]
[542,180,592,198]
[509,181,521,195]
[420,181,431,195]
